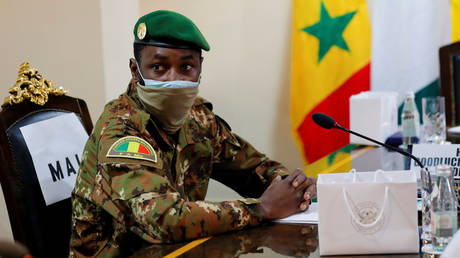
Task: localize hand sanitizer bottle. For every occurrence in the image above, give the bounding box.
[401,92,420,147]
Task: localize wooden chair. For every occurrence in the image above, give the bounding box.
[0,63,93,257]
[440,41,460,126]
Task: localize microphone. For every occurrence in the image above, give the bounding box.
[312,112,432,191]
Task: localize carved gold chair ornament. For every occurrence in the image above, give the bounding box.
[3,62,67,107]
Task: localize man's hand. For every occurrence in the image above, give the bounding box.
[289,168,316,211]
[257,169,316,219]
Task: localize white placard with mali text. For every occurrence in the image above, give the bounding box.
[20,113,88,205]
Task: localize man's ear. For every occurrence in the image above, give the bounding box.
[129,58,138,78]
[198,56,204,75]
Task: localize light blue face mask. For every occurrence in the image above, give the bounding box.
[137,62,199,88]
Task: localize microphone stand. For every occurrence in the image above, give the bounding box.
[334,123,433,193]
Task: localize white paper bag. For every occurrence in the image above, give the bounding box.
[350,91,398,145]
[317,170,419,255]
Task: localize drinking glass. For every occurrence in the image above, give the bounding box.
[420,167,436,253]
[421,166,459,255]
[422,96,446,144]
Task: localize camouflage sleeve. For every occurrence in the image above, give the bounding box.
[211,116,290,198]
[70,194,110,257]
[103,163,264,243]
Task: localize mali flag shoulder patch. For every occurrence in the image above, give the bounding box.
[106,136,157,163]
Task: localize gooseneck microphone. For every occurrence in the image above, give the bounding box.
[312,112,433,193]
[312,112,425,168]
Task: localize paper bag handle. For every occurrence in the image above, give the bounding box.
[342,186,389,228]
[349,169,391,183]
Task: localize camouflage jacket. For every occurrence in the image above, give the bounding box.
[69,84,289,257]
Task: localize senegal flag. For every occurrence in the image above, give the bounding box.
[291,0,460,177]
[290,0,370,176]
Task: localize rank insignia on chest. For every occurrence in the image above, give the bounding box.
[107,136,157,163]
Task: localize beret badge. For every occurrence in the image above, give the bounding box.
[137,23,147,40]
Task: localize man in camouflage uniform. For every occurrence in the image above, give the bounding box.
[70,10,316,257]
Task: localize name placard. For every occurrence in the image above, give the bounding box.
[410,144,460,178]
[20,113,89,205]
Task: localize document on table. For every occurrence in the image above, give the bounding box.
[448,126,460,134]
[274,202,318,224]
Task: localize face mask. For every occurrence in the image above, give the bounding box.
[140,77,199,88]
[135,63,199,133]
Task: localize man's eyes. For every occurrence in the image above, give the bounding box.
[182,64,193,71]
[150,63,195,72]
[152,64,162,71]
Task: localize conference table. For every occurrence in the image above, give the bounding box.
[130,223,421,258]
[128,145,427,257]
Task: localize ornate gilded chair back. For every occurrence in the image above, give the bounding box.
[0,63,93,258]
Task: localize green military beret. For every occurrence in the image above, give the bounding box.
[133,10,210,51]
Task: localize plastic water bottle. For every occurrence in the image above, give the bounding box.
[401,92,420,147]
[431,165,458,252]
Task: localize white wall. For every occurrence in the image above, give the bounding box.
[0,0,106,120]
[100,0,139,102]
[0,184,13,240]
